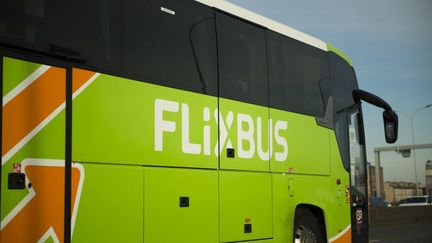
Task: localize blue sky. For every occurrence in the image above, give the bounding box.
[228,0,432,184]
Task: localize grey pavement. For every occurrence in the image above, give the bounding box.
[370,222,432,243]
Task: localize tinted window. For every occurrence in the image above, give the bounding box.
[329,52,358,112]
[334,112,350,171]
[216,12,268,106]
[111,0,217,95]
[0,0,217,95]
[0,0,107,58]
[268,31,329,117]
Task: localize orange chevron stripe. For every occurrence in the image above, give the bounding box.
[2,66,96,158]
[1,165,82,243]
[2,67,66,156]
[73,68,96,92]
[331,227,351,243]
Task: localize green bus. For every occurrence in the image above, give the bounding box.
[0,0,398,243]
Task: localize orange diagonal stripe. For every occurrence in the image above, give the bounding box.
[332,227,351,243]
[2,67,66,156]
[73,68,96,91]
[2,67,96,157]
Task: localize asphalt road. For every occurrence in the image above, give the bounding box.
[370,222,432,243]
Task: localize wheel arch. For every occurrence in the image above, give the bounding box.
[294,204,328,242]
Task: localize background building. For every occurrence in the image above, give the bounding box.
[384,181,426,203]
[368,164,384,198]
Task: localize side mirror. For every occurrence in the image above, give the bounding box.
[353,89,399,144]
[383,110,398,143]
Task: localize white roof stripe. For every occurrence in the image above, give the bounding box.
[195,0,327,51]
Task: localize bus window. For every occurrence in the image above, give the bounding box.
[349,111,367,204]
[267,31,329,117]
[334,112,350,171]
[0,0,218,95]
[216,12,268,106]
[329,52,358,113]
[111,0,218,95]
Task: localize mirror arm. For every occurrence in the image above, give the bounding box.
[352,89,398,144]
[352,89,393,111]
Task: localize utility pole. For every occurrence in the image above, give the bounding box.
[396,104,432,195]
[373,143,432,198]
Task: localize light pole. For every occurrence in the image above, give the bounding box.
[396,103,432,196]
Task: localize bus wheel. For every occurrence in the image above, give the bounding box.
[293,208,325,243]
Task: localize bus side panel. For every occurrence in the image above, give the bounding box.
[72,70,218,169]
[272,174,337,243]
[269,108,330,175]
[271,173,295,243]
[219,170,273,242]
[269,109,351,243]
[144,167,218,243]
[273,172,350,243]
[326,132,352,242]
[218,98,270,172]
[1,57,66,243]
[71,163,143,243]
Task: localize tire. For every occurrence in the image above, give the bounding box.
[293,208,326,243]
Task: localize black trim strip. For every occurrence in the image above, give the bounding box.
[0,42,85,64]
[0,47,71,69]
[213,9,221,170]
[0,54,3,225]
[64,66,72,243]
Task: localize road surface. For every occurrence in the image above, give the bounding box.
[370,222,432,243]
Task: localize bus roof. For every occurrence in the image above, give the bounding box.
[196,0,327,51]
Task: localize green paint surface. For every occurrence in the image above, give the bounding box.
[271,173,295,243]
[144,167,219,243]
[219,98,270,171]
[72,73,218,169]
[45,236,55,243]
[326,132,352,238]
[270,108,330,175]
[73,72,331,176]
[72,163,144,243]
[219,170,273,242]
[3,57,42,96]
[43,236,56,243]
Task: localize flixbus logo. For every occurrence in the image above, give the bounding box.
[154,98,288,161]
